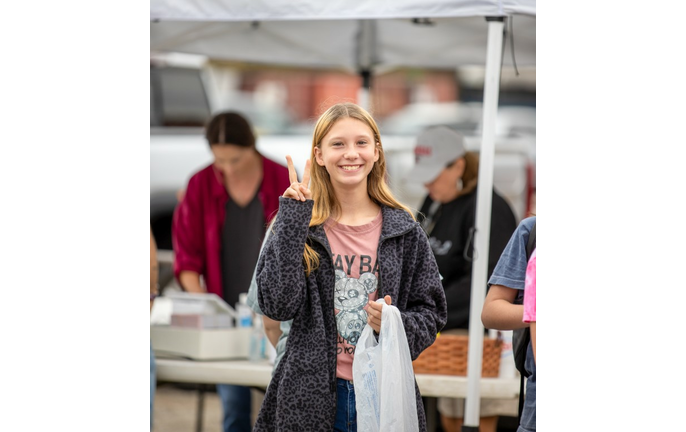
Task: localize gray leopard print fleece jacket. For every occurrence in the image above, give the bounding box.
[255,197,447,431]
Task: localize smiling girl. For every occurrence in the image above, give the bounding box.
[254,102,447,432]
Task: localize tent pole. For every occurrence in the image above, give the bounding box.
[357,69,371,111]
[356,20,375,111]
[462,16,505,432]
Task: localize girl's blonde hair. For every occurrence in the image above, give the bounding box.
[303,102,414,275]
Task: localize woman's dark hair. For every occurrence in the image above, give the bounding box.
[461,151,479,193]
[204,111,255,148]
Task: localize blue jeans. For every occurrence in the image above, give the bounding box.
[150,343,156,431]
[334,379,357,432]
[216,384,252,432]
[517,342,536,432]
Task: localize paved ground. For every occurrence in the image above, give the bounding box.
[153,383,223,432]
[152,382,518,432]
[153,383,264,432]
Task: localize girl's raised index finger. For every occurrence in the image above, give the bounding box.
[301,159,312,188]
[285,155,298,184]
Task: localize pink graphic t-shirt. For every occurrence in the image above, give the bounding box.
[324,211,382,381]
[523,248,536,323]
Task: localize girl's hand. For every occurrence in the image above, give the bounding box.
[283,155,312,201]
[367,295,392,334]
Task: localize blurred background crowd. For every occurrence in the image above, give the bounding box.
[150,52,536,278]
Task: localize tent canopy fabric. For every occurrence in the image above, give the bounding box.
[151,16,535,72]
[151,0,535,72]
[151,0,535,22]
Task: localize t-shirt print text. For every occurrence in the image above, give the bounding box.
[333,253,379,346]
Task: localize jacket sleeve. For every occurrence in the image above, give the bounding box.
[256,197,314,321]
[399,225,448,360]
[172,174,206,280]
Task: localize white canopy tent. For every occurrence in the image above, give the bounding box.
[151,2,535,101]
[151,1,535,429]
[151,13,535,69]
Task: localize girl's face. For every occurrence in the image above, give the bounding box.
[314,117,379,190]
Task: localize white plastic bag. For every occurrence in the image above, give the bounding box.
[352,299,418,432]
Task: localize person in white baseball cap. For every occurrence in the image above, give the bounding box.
[407,125,518,432]
[406,126,467,186]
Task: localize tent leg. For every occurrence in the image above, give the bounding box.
[425,397,437,431]
[195,384,206,432]
[357,69,371,110]
[355,19,375,111]
[462,15,505,432]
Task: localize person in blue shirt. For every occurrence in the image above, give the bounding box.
[482,216,536,432]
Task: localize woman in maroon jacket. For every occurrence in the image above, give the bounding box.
[172,111,289,432]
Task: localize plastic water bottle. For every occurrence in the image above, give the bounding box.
[249,316,266,362]
[236,293,252,328]
[498,330,516,378]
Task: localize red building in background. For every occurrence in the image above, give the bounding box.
[239,67,460,122]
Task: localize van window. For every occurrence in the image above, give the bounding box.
[150,66,210,127]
